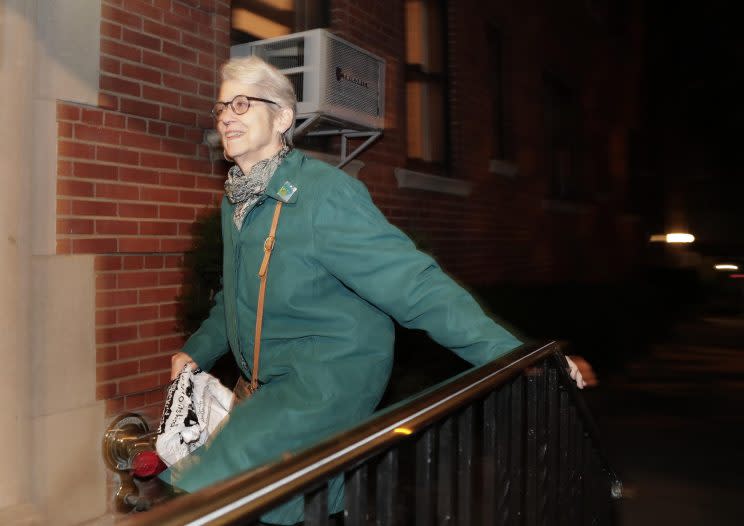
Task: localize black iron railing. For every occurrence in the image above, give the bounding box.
[121,341,621,525]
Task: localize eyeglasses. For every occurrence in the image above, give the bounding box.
[211,95,278,119]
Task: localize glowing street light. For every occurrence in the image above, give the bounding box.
[649,233,695,243]
[715,264,739,271]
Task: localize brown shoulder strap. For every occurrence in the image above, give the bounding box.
[251,200,283,391]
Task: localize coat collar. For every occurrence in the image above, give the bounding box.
[263,148,303,204]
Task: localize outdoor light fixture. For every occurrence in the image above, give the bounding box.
[649,233,695,243]
[715,264,739,271]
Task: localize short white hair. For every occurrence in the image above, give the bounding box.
[220,56,297,146]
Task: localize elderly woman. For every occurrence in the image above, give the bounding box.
[162,56,587,524]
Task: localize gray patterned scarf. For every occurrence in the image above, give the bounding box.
[224,146,290,230]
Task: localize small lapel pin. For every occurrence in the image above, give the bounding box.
[277,181,297,202]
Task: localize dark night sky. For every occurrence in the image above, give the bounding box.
[643,1,744,253]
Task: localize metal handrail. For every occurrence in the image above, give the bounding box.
[120,341,617,525]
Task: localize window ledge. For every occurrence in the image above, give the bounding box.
[489,159,519,177]
[394,168,472,196]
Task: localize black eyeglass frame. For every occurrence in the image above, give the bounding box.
[211,95,279,119]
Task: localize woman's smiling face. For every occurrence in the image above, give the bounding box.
[216,80,284,169]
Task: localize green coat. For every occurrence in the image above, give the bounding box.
[161,149,521,524]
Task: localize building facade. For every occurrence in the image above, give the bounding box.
[0,0,643,522]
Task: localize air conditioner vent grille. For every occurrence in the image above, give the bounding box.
[325,38,382,117]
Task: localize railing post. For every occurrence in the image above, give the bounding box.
[456,406,474,526]
[375,448,399,526]
[415,428,435,526]
[546,366,559,525]
[509,375,524,526]
[482,391,497,525]
[345,464,368,526]
[526,370,538,526]
[304,483,329,526]
[558,387,570,526]
[496,382,511,524]
[437,417,455,524]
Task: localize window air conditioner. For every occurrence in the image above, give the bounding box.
[231,29,385,131]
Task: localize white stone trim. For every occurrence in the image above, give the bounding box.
[394,167,472,196]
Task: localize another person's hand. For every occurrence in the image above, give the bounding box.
[170,352,196,381]
[565,355,598,389]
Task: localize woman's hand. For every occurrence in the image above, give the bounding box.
[170,352,196,381]
[565,355,598,389]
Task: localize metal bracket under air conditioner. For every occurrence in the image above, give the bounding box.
[294,114,381,170]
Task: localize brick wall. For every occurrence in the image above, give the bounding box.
[56,0,231,419]
[54,0,644,420]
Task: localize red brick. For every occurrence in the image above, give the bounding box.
[101,38,142,62]
[182,32,214,54]
[74,162,118,180]
[117,271,159,289]
[120,98,160,120]
[119,166,159,185]
[101,4,142,30]
[159,335,185,352]
[198,51,215,69]
[119,373,160,395]
[96,183,139,201]
[140,221,179,236]
[75,123,121,144]
[96,145,139,164]
[119,237,161,252]
[59,141,95,160]
[82,109,105,125]
[97,289,138,308]
[118,305,159,323]
[97,382,118,400]
[96,273,118,291]
[139,320,176,339]
[100,75,141,97]
[122,27,162,52]
[124,392,147,410]
[121,62,162,85]
[159,270,184,286]
[122,255,144,270]
[122,0,163,22]
[159,302,178,318]
[119,339,159,359]
[162,73,197,93]
[72,238,118,254]
[179,158,212,174]
[195,176,224,191]
[96,219,139,235]
[142,85,180,106]
[162,138,196,156]
[118,202,158,218]
[71,199,118,216]
[57,178,94,197]
[57,218,94,235]
[140,187,179,203]
[97,345,118,363]
[97,360,140,382]
[159,204,195,220]
[198,82,215,99]
[161,107,196,126]
[98,93,119,111]
[101,20,122,39]
[95,255,123,271]
[178,190,212,205]
[120,130,161,150]
[56,239,71,254]
[163,41,197,63]
[148,121,167,136]
[181,63,212,83]
[58,160,73,177]
[166,125,185,139]
[96,308,118,325]
[139,354,171,374]
[139,286,179,304]
[162,172,195,188]
[57,104,81,121]
[145,389,166,406]
[143,19,180,42]
[105,397,125,416]
[160,238,192,252]
[100,55,121,75]
[142,50,180,74]
[97,324,139,344]
[141,152,178,169]
[104,113,126,129]
[143,255,164,268]
[165,255,185,268]
[126,116,147,132]
[163,11,198,34]
[58,121,73,138]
